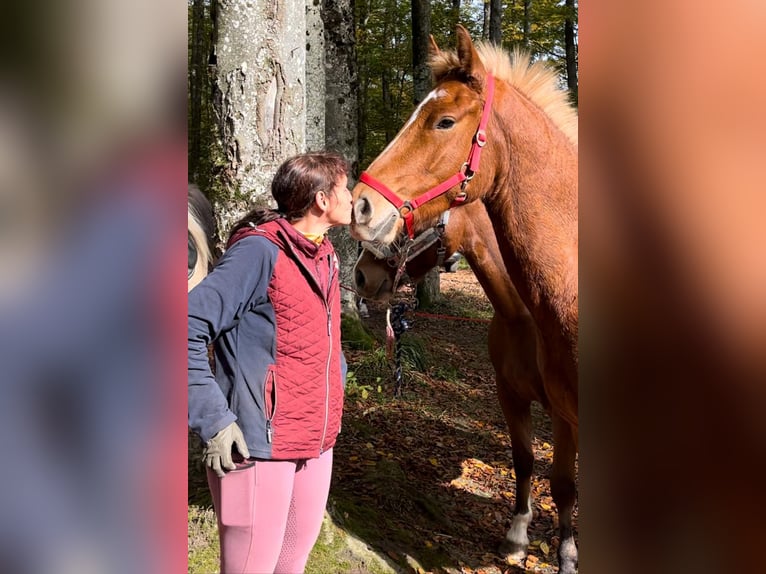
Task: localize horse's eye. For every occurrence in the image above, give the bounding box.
[436,117,456,130]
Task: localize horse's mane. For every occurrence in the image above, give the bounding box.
[430,44,578,146]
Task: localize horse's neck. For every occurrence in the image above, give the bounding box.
[485,85,578,341]
[451,213,532,322]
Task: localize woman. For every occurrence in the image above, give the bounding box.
[188,151,352,573]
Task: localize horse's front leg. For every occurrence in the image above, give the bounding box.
[495,383,535,563]
[551,415,578,574]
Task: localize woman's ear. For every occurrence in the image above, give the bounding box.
[315,190,329,212]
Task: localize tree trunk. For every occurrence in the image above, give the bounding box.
[412,0,439,305]
[522,0,531,49]
[323,0,361,315]
[482,0,490,40]
[417,267,441,308]
[411,0,431,104]
[356,0,369,166]
[306,0,325,152]
[381,70,394,142]
[489,0,503,46]
[452,0,461,33]
[211,0,306,236]
[565,0,578,105]
[189,0,205,183]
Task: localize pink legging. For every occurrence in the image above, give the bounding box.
[206,449,333,574]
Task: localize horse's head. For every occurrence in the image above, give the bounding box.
[351,25,494,245]
[353,249,397,301]
[354,204,472,301]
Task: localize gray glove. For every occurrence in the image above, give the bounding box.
[203,421,250,478]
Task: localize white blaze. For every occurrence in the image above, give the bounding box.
[367,88,448,170]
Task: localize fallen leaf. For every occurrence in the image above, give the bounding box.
[429,458,439,466]
[540,541,550,556]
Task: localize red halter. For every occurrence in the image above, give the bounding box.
[359,74,495,239]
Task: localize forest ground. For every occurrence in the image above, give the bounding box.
[188,267,577,574]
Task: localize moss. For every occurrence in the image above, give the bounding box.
[341,314,376,351]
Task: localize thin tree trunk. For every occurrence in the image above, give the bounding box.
[489,0,503,46]
[523,0,531,49]
[382,70,394,142]
[452,0,461,32]
[482,0,490,40]
[412,0,439,304]
[411,0,431,104]
[565,0,578,105]
[189,0,205,182]
[323,0,361,314]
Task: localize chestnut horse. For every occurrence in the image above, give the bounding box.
[351,25,577,459]
[351,26,577,571]
[355,201,577,572]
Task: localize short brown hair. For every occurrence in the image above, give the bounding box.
[228,151,349,243]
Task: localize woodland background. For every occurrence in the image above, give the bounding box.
[187,0,577,310]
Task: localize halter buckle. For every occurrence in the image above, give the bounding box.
[399,201,414,216]
[475,129,487,147]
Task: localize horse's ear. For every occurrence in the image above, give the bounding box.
[428,35,441,57]
[455,24,486,86]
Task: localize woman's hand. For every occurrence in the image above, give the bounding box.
[203,421,250,478]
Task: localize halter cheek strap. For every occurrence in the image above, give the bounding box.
[359,74,495,239]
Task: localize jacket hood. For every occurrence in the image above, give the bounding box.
[229,217,334,259]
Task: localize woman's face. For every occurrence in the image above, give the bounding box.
[325,174,353,227]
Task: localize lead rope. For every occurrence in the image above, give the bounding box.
[385,239,417,396]
[386,301,414,397]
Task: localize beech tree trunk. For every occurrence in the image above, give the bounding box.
[211,0,306,236]
[323,0,361,314]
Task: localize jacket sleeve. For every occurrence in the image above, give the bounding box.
[188,236,277,443]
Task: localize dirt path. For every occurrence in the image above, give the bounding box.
[328,269,576,574]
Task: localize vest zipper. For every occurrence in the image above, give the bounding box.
[319,256,335,454]
[281,235,335,455]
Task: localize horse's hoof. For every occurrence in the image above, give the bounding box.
[498,539,527,563]
[557,537,578,574]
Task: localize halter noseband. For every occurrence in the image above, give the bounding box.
[358,74,496,239]
[361,210,451,268]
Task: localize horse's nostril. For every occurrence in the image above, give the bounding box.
[354,196,372,223]
[354,268,366,289]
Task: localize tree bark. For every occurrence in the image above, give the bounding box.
[565,0,578,105]
[482,0,490,40]
[452,0,461,33]
[306,0,325,152]
[189,0,205,183]
[411,0,431,104]
[522,0,531,49]
[412,0,439,305]
[211,0,306,236]
[323,0,361,314]
[489,0,503,46]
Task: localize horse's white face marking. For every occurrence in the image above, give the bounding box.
[368,88,448,170]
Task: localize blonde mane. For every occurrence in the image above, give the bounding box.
[188,206,213,292]
[429,44,578,146]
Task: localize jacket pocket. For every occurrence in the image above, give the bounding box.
[264,364,278,443]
